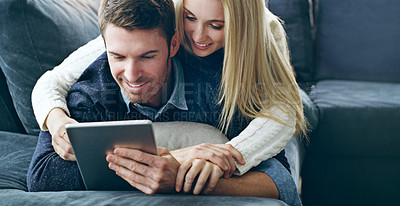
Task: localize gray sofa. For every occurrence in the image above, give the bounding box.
[0,0,398,205]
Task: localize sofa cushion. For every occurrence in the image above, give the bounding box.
[0,131,38,191]
[0,189,289,206]
[0,0,101,135]
[314,0,400,83]
[268,0,314,83]
[308,80,400,157]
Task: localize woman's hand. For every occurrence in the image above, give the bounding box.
[175,159,223,195]
[170,143,245,178]
[46,108,78,161]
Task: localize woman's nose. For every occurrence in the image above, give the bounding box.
[193,25,207,42]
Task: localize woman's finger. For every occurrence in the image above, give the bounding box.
[192,162,212,195]
[202,144,236,178]
[204,164,223,194]
[183,159,204,193]
[175,161,192,192]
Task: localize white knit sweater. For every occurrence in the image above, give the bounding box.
[31,35,295,175]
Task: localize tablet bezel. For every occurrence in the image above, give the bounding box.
[66,120,157,190]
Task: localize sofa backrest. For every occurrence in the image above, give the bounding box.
[0,69,25,133]
[0,0,101,135]
[313,0,400,83]
[268,0,314,83]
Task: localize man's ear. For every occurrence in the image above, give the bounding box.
[169,32,180,58]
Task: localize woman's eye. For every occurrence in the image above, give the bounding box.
[185,15,196,21]
[210,24,223,30]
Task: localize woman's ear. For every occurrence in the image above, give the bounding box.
[169,32,180,57]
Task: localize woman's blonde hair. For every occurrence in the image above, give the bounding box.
[174,0,307,137]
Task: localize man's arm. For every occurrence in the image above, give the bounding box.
[204,171,278,198]
[203,157,301,206]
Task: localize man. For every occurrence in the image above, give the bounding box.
[27,0,300,205]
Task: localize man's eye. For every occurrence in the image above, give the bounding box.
[113,56,125,60]
[142,55,155,59]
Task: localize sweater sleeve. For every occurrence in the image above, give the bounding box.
[31,35,105,130]
[227,105,296,175]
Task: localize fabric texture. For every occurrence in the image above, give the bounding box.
[0,189,289,206]
[268,0,313,82]
[252,158,302,206]
[308,80,400,157]
[0,131,38,191]
[314,0,400,83]
[0,0,101,135]
[0,70,25,133]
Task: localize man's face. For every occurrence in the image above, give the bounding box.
[104,25,175,107]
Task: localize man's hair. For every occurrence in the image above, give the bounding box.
[98,0,176,45]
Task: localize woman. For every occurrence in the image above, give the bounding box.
[32,0,305,203]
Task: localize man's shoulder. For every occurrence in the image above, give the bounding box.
[67,52,121,122]
[70,52,117,91]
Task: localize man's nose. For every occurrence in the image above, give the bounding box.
[124,60,142,82]
[193,25,207,42]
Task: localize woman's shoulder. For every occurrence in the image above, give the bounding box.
[264,9,285,38]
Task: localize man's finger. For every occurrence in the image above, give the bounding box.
[54,134,74,155]
[110,163,156,194]
[61,130,71,144]
[114,148,160,167]
[106,154,160,181]
[52,134,76,161]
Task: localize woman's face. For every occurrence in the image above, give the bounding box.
[183,0,225,57]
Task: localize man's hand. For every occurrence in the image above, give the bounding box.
[106,147,180,194]
[170,143,245,178]
[47,108,78,161]
[175,159,223,195]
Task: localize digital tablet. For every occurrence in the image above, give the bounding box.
[66,120,157,190]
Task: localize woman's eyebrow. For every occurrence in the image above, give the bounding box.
[183,7,224,23]
[183,7,194,16]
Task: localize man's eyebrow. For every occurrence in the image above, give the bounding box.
[141,50,159,56]
[108,51,122,56]
[107,50,159,57]
[183,7,224,23]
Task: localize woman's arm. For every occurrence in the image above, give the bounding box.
[31,35,105,130]
[228,12,298,175]
[227,106,296,175]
